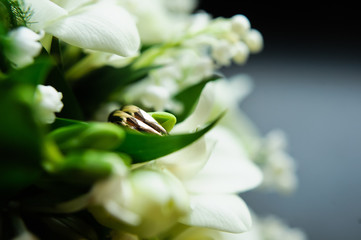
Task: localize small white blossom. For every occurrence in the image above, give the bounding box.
[211,39,233,66]
[34,85,64,124]
[3,27,43,68]
[232,41,250,65]
[257,215,308,240]
[231,14,251,37]
[187,12,212,34]
[258,130,298,194]
[141,85,172,111]
[244,29,264,53]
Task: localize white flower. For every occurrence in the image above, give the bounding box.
[153,83,263,233]
[258,130,298,194]
[23,0,140,56]
[244,29,263,53]
[117,0,186,44]
[232,41,250,65]
[211,39,233,66]
[86,83,262,237]
[89,166,190,238]
[34,85,64,124]
[255,214,307,240]
[209,76,262,158]
[231,14,251,37]
[3,27,43,68]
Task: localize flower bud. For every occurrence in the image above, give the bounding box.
[232,41,250,65]
[231,14,251,37]
[244,29,263,53]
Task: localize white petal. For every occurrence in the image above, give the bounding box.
[184,127,263,194]
[156,137,215,180]
[180,194,252,233]
[45,2,140,56]
[24,0,68,31]
[50,0,93,11]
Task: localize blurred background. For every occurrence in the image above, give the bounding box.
[197,1,361,240]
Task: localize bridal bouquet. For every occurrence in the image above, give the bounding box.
[0,0,307,239]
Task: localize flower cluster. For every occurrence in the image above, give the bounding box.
[0,0,305,240]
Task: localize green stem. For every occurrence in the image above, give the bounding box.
[65,53,101,81]
[132,41,181,70]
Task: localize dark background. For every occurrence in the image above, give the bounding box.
[197,2,361,240]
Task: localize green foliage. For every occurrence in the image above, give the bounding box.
[173,73,223,122]
[116,113,224,163]
[0,6,227,237]
[0,81,43,196]
[7,57,53,85]
[49,122,125,152]
[0,56,54,196]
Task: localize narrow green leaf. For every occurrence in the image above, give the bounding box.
[49,122,125,152]
[45,65,84,120]
[116,113,224,163]
[51,117,88,130]
[173,74,222,122]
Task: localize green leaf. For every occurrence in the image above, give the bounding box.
[45,65,84,120]
[49,122,125,152]
[173,74,222,122]
[7,57,53,85]
[51,117,88,130]
[53,150,126,185]
[116,113,224,163]
[0,82,44,195]
[72,64,161,119]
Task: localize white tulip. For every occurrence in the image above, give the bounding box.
[22,0,140,56]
